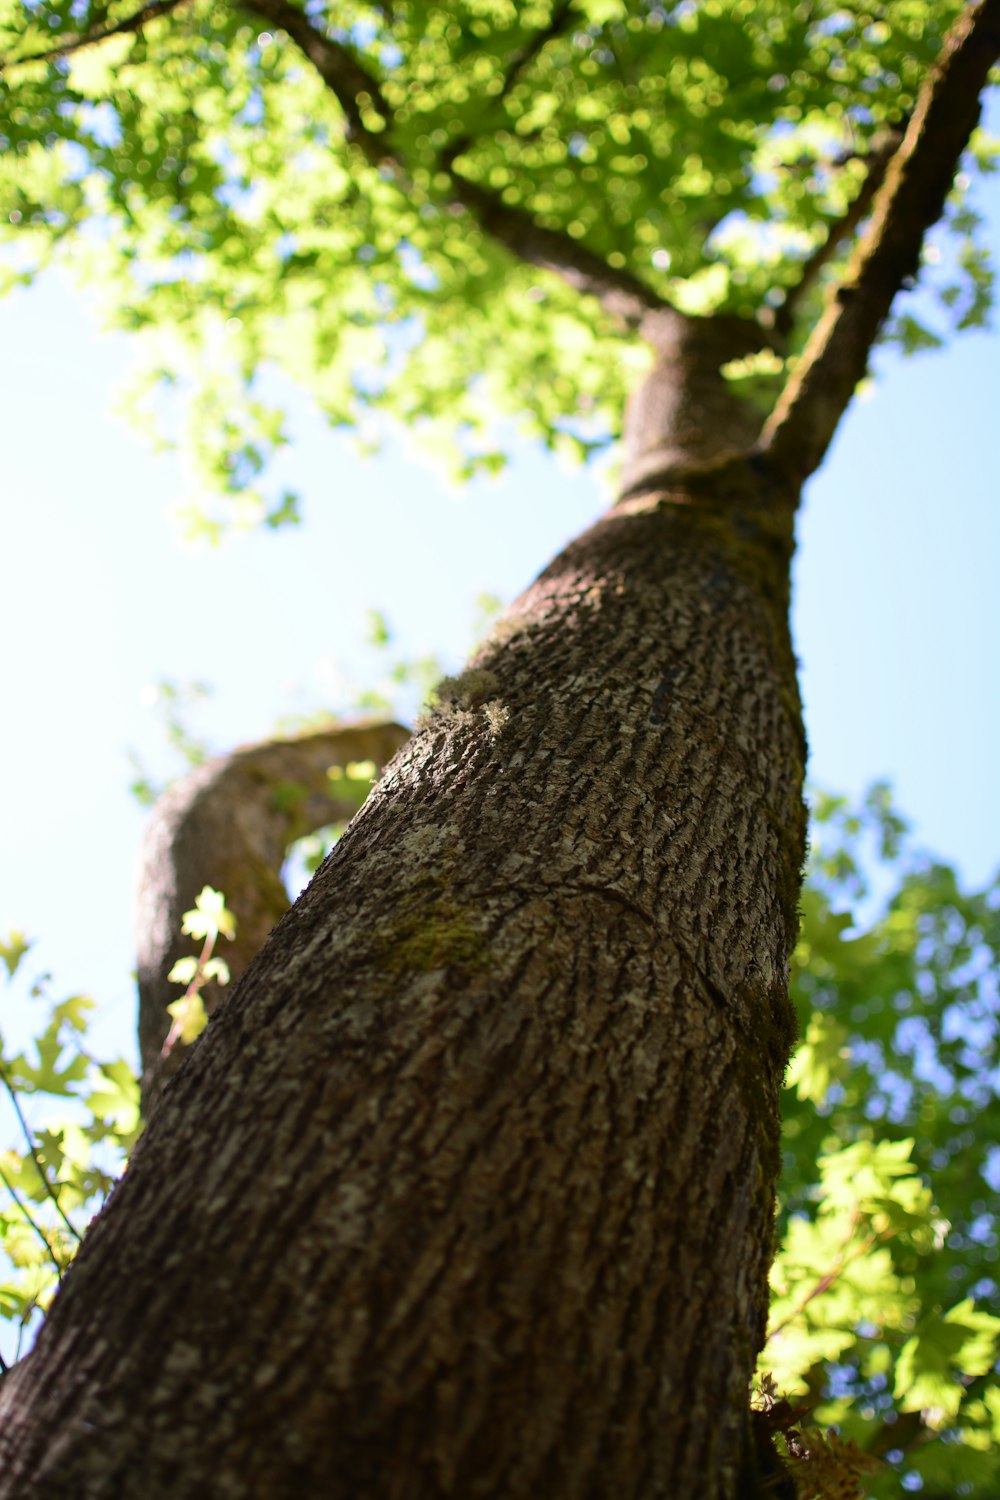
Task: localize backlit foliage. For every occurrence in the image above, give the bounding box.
[1,1,994,528]
[767,788,1000,1496]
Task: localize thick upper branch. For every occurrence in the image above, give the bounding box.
[446,175,671,328]
[760,0,1000,483]
[771,127,904,339]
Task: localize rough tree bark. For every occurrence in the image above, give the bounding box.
[0,3,996,1496]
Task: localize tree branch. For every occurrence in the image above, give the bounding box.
[242,0,675,327]
[759,0,1000,482]
[247,0,391,163]
[446,175,672,327]
[0,0,188,71]
[770,127,904,338]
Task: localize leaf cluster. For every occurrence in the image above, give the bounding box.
[0,931,140,1367]
[163,883,237,1044]
[765,786,1000,1496]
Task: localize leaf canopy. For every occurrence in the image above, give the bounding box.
[1,0,994,524]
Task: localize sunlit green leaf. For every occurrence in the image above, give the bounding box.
[0,930,31,980]
[165,993,209,1044]
[180,886,237,943]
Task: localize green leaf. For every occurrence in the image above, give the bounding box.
[8,1023,90,1096]
[50,995,96,1034]
[200,958,231,986]
[180,887,237,943]
[895,1302,1000,1426]
[785,1013,850,1103]
[364,609,391,648]
[86,1062,141,1142]
[65,31,135,97]
[167,957,199,985]
[165,994,208,1045]
[0,930,31,980]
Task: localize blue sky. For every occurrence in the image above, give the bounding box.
[2,210,998,1064]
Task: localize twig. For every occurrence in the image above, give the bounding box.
[159,927,217,1060]
[0,1162,65,1277]
[766,1214,884,1342]
[0,1068,81,1245]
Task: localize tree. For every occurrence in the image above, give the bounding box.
[0,2,997,1495]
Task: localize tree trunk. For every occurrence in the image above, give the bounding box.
[0,330,806,1498]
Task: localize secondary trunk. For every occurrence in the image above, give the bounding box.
[135,719,411,1107]
[0,327,807,1499]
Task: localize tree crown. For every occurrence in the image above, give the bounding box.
[1,0,995,526]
